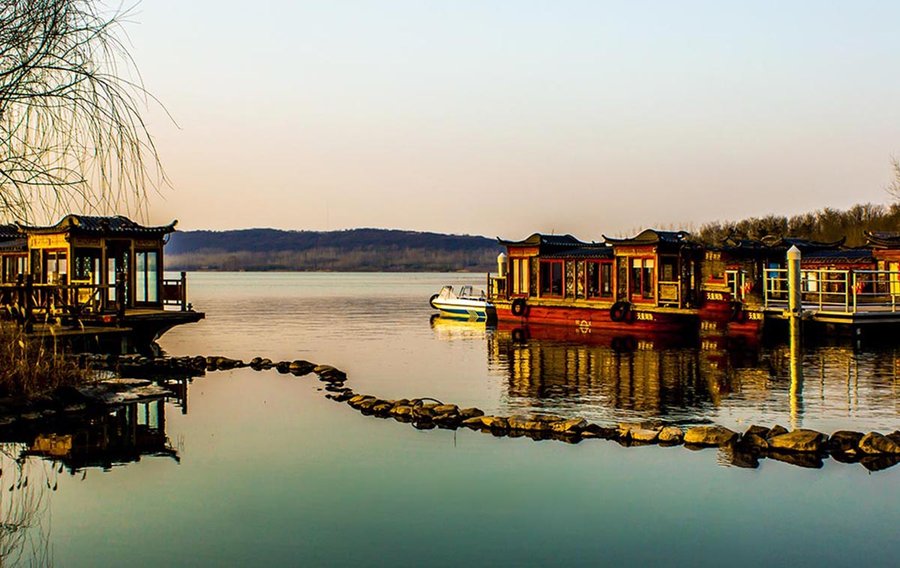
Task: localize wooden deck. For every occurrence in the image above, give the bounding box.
[761,304,900,325]
[14,307,204,346]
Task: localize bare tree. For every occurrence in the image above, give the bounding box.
[0,0,164,223]
[889,156,900,201]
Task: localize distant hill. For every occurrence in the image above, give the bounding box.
[165,228,502,272]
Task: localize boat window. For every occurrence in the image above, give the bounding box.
[600,263,612,297]
[565,261,576,298]
[617,258,628,299]
[660,257,677,282]
[511,259,519,294]
[587,262,599,298]
[529,259,538,297]
[628,258,655,300]
[540,260,563,297]
[642,259,655,299]
[575,261,585,299]
[631,258,642,297]
[587,261,613,299]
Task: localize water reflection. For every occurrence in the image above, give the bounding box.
[22,399,178,472]
[0,391,182,564]
[429,314,490,342]
[1,443,52,566]
[481,322,900,432]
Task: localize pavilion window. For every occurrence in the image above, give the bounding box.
[73,249,101,284]
[44,250,67,284]
[136,250,159,303]
[2,256,25,283]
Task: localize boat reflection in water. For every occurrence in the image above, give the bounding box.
[484,322,900,433]
[429,313,492,342]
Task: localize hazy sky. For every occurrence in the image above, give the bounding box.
[128,1,900,240]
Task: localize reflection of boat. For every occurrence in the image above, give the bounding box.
[430,313,493,341]
[429,285,494,321]
[496,320,695,351]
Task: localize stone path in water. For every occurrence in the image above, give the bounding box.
[3,352,900,472]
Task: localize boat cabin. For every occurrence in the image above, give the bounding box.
[602,229,699,308]
[495,229,699,310]
[497,233,615,302]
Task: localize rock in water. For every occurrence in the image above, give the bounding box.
[550,418,587,434]
[658,426,684,444]
[767,429,828,453]
[766,425,788,439]
[684,426,738,446]
[630,428,660,443]
[859,432,900,455]
[828,431,864,454]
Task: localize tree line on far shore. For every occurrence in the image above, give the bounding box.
[166,228,502,272]
[695,202,900,247]
[167,246,499,272]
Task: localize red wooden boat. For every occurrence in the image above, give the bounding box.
[489,230,700,333]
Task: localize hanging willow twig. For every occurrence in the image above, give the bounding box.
[0,0,167,223]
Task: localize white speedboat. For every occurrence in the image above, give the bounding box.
[429,285,494,321]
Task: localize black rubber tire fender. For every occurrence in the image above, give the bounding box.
[511,298,528,317]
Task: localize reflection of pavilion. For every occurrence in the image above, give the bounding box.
[24,398,178,472]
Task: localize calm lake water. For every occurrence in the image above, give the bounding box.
[2,272,899,566]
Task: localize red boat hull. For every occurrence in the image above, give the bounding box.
[494,300,694,334]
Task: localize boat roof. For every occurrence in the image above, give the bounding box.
[865,231,900,248]
[762,236,847,250]
[17,215,177,237]
[802,248,874,264]
[602,229,691,246]
[541,246,614,260]
[497,233,589,248]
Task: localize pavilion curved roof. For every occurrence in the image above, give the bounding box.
[17,215,177,237]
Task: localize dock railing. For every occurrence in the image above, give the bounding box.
[0,278,115,329]
[1,271,194,328]
[162,271,189,311]
[764,268,900,314]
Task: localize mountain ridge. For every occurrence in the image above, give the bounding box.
[166,227,502,272]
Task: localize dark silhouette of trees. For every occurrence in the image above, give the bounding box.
[696,202,900,246]
[0,0,163,222]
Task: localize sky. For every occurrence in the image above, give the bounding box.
[125,1,900,240]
